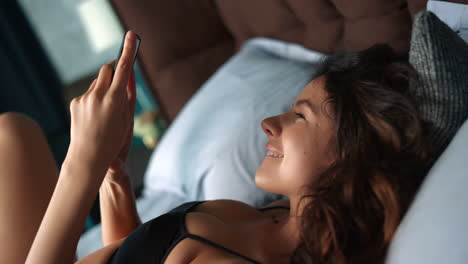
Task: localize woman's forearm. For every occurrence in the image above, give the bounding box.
[26,30,139,264]
[99,170,141,246]
[26,156,107,264]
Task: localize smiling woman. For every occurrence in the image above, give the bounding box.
[256,75,336,201]
[0,39,431,263]
[280,44,432,263]
[94,43,431,264]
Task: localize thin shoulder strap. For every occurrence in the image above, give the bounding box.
[181,200,261,263]
[185,234,261,264]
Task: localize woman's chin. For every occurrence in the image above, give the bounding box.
[254,167,274,191]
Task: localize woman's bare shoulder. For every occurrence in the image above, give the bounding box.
[192,199,278,223]
[260,198,290,209]
[195,198,290,217]
[199,198,289,211]
[195,199,257,214]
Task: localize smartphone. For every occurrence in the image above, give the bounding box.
[113,32,141,74]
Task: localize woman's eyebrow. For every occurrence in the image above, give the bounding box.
[293,99,318,115]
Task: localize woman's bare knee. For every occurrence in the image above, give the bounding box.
[0,112,44,143]
[0,112,60,263]
[0,111,58,180]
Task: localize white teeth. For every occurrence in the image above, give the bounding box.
[266,150,284,158]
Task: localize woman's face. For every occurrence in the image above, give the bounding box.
[255,75,336,197]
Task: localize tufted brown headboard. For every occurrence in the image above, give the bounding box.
[109,0,466,123]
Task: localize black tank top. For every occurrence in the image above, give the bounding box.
[106,200,289,264]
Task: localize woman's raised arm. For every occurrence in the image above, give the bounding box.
[25,30,138,264]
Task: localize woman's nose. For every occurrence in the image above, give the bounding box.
[261,116,280,138]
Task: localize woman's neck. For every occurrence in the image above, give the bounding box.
[270,197,302,235]
[258,210,301,263]
[278,195,307,247]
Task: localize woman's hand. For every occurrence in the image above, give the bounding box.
[67,31,138,180]
[25,31,139,264]
[104,67,136,184]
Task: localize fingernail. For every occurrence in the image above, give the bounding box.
[126,30,136,41]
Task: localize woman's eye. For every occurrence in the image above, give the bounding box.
[295,112,305,119]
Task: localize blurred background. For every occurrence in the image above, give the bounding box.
[0,0,167,232]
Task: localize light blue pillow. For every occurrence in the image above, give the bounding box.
[386,118,468,263]
[143,38,327,207]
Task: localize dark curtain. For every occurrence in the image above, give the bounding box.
[0,0,70,165]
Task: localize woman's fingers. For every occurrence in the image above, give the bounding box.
[108,59,117,79]
[83,79,97,96]
[119,123,133,162]
[111,31,137,95]
[115,70,136,163]
[95,64,114,97]
[127,70,137,113]
[108,59,117,68]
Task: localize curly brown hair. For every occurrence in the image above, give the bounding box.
[290,44,433,263]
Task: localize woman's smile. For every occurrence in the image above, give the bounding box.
[265,143,284,158]
[266,150,284,158]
